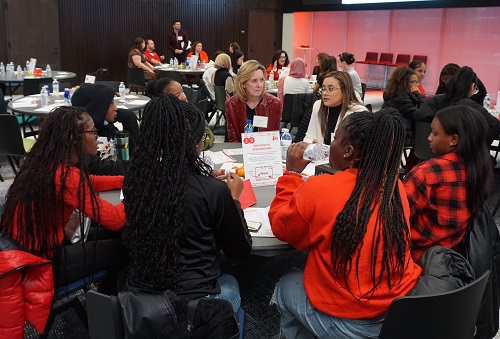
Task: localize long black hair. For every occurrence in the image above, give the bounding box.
[436,105,492,213]
[122,94,210,291]
[0,107,99,259]
[443,66,477,105]
[330,108,410,298]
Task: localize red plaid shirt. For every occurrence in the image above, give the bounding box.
[403,152,470,261]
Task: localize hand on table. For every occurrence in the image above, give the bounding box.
[212,169,226,180]
[226,172,244,200]
[286,142,310,174]
[160,55,165,61]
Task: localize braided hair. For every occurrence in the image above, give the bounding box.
[122,94,210,291]
[0,107,99,259]
[330,108,410,298]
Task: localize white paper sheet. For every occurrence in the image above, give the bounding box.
[204,150,236,164]
[244,207,274,237]
[242,131,282,187]
[13,102,37,108]
[222,148,243,156]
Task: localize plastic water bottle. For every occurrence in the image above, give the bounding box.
[281,128,292,160]
[268,70,274,86]
[244,119,254,133]
[173,58,179,70]
[40,87,49,106]
[46,64,52,77]
[52,78,59,96]
[185,58,190,69]
[64,88,71,106]
[9,62,14,77]
[303,143,330,162]
[197,60,201,69]
[118,82,126,103]
[6,63,11,77]
[484,94,491,111]
[0,62,5,76]
[169,58,174,67]
[16,65,22,79]
[201,60,206,69]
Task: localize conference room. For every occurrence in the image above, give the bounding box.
[1,0,500,338]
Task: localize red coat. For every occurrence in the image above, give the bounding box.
[225,93,282,142]
[0,234,54,338]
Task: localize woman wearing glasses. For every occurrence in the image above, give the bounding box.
[304,71,367,145]
[266,50,290,81]
[416,66,500,146]
[382,66,427,137]
[0,106,127,289]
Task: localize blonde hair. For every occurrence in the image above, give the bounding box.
[234,60,266,102]
[318,71,362,137]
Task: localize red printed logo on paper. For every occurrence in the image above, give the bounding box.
[243,137,255,144]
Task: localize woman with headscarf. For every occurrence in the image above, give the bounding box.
[277,58,310,103]
[71,83,140,175]
[212,53,236,99]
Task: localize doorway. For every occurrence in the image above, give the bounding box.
[4,0,61,70]
[248,10,279,67]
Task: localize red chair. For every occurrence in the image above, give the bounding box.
[377,53,394,65]
[390,54,411,67]
[357,52,379,64]
[412,55,427,64]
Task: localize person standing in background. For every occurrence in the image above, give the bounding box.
[168,20,189,63]
[144,38,165,66]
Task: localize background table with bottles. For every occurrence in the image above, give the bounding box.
[0,71,77,96]
[8,93,150,138]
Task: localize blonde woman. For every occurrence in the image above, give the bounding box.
[212,53,236,99]
[304,71,367,144]
[225,60,282,142]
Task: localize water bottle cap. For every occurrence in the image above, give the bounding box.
[246,119,252,123]
[282,128,289,133]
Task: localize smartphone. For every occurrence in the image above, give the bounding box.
[247,220,262,232]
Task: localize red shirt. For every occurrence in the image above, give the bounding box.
[11,165,125,258]
[269,170,421,319]
[145,50,161,64]
[403,152,470,261]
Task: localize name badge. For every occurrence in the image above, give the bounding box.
[253,116,268,128]
[177,36,183,41]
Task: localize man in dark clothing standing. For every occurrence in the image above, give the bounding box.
[168,20,189,63]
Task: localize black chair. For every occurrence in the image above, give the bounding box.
[23,78,52,96]
[282,93,316,142]
[86,290,124,339]
[95,81,121,92]
[378,271,490,339]
[280,94,294,130]
[158,70,182,83]
[414,121,435,161]
[360,82,367,101]
[0,114,29,175]
[182,85,194,102]
[213,86,228,141]
[86,68,106,81]
[126,67,146,94]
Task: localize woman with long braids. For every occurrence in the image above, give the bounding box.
[0,106,126,286]
[269,108,421,338]
[404,105,493,261]
[122,94,252,312]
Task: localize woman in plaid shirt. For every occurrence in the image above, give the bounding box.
[404,105,493,261]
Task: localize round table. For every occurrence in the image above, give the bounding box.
[8,93,150,137]
[0,71,77,95]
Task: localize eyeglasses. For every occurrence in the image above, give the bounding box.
[408,80,419,85]
[279,56,286,59]
[321,86,341,94]
[84,129,98,137]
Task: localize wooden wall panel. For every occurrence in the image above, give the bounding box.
[0,0,8,62]
[59,0,283,83]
